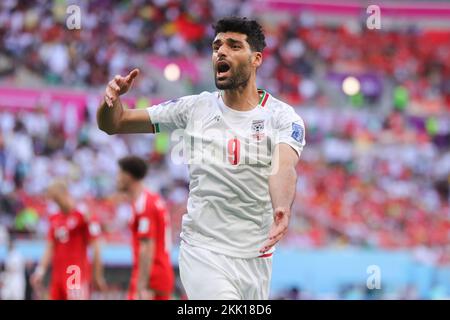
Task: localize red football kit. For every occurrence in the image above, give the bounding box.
[128,190,174,300]
[48,209,100,300]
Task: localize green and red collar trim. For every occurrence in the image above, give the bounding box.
[257,89,269,107]
[217,89,270,107]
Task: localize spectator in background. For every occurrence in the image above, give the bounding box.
[0,239,25,300]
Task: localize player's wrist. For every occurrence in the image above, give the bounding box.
[273,206,290,214]
[34,265,46,277]
[137,280,149,291]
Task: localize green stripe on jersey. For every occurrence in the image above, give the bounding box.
[258,89,267,106]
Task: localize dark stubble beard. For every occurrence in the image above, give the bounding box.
[214,58,252,90]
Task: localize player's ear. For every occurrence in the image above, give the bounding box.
[252,52,262,69]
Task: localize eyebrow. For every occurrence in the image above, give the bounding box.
[212,38,244,46]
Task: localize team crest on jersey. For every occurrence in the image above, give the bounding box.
[251,120,265,141]
[291,122,304,143]
[55,227,69,243]
[67,217,77,229]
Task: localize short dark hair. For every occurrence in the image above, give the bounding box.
[118,156,148,180]
[212,17,266,52]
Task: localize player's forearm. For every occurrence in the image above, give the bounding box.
[97,97,124,135]
[269,144,299,212]
[92,240,104,280]
[137,240,153,290]
[36,242,54,275]
[269,165,297,212]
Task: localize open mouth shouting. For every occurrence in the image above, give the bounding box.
[216,60,231,80]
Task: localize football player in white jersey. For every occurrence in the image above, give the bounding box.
[97,17,306,300]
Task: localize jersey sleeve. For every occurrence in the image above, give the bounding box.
[87,218,102,241]
[47,220,55,242]
[146,95,197,132]
[274,105,306,157]
[136,209,156,240]
[75,206,101,241]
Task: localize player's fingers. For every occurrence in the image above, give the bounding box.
[104,94,113,107]
[114,74,127,87]
[126,68,140,83]
[108,80,120,92]
[97,279,107,292]
[260,237,277,253]
[260,229,287,253]
[266,231,283,248]
[106,86,118,100]
[261,226,288,252]
[273,229,287,243]
[259,242,272,253]
[105,92,113,106]
[31,277,41,289]
[268,221,287,240]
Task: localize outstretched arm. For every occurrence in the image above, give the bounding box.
[97,68,155,134]
[260,143,299,254]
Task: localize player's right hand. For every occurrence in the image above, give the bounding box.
[30,269,44,288]
[104,68,140,107]
[138,288,154,300]
[94,275,108,293]
[259,207,290,254]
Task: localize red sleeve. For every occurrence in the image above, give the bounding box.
[136,205,157,240]
[87,216,102,241]
[78,211,101,241]
[47,218,55,243]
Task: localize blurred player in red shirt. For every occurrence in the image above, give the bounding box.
[117,156,174,300]
[31,180,106,300]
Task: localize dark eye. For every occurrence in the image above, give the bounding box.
[233,45,240,49]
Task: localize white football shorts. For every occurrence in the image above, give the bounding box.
[179,240,272,300]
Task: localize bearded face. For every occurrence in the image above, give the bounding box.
[212,32,259,90]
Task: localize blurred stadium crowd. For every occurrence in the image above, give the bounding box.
[0,0,450,299]
[1,0,449,108]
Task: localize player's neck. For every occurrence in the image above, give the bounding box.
[129,183,144,202]
[221,81,260,111]
[60,202,74,214]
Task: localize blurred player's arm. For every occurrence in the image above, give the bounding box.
[260,143,299,253]
[31,241,54,287]
[91,238,107,292]
[137,238,155,299]
[97,68,155,134]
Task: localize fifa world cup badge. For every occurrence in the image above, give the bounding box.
[291,122,304,143]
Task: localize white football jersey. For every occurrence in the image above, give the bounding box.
[147,90,305,258]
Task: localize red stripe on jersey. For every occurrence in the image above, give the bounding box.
[260,91,269,107]
[258,253,273,258]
